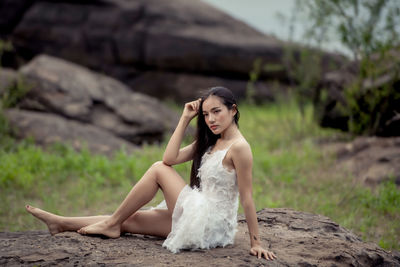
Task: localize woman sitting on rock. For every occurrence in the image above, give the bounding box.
[26,86,277,261]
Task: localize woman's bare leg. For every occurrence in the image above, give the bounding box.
[26,161,185,237]
[25,205,110,234]
[26,205,172,237]
[78,161,186,238]
[121,209,172,237]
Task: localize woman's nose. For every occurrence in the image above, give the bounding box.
[208,114,215,122]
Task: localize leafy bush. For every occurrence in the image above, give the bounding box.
[297,0,400,135]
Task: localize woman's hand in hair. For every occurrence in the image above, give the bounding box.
[182,98,202,120]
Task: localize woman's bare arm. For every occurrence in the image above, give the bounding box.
[232,142,277,260]
[162,99,201,166]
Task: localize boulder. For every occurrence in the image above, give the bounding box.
[332,136,400,187]
[2,0,345,102]
[0,208,399,266]
[128,71,282,103]
[17,54,180,145]
[4,109,136,155]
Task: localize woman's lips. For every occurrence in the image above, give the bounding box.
[210,125,217,130]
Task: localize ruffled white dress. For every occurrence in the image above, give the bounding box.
[161,144,239,253]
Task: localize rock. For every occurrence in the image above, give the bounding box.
[0,208,398,266]
[128,71,282,102]
[333,136,400,187]
[3,0,345,102]
[4,109,136,155]
[316,49,400,136]
[17,54,180,144]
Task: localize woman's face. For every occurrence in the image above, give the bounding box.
[202,95,236,135]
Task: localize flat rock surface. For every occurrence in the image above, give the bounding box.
[1,208,399,266]
[324,136,400,187]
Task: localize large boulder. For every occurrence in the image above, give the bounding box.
[1,208,399,266]
[5,109,136,155]
[128,71,281,102]
[15,54,180,145]
[1,0,345,102]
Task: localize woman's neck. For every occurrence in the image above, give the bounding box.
[220,123,241,141]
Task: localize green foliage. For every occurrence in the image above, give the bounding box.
[0,70,30,145]
[358,178,400,215]
[298,0,400,61]
[245,58,262,104]
[246,47,324,116]
[293,0,400,135]
[1,74,30,109]
[284,47,324,115]
[0,40,27,140]
[344,54,400,134]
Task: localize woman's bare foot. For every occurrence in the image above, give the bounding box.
[25,205,63,235]
[77,219,121,239]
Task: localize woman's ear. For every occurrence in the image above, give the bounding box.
[231,104,237,116]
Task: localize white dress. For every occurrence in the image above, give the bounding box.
[162,144,239,253]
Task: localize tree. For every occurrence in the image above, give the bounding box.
[298,0,400,64]
[296,0,400,135]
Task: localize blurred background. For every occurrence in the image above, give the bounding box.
[203,0,348,54]
[0,0,399,253]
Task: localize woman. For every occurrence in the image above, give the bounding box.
[26,87,277,261]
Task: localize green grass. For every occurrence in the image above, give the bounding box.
[0,100,399,251]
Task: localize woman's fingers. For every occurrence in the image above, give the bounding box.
[192,98,201,111]
[250,247,277,260]
[263,251,277,260]
[190,98,202,112]
[183,99,202,119]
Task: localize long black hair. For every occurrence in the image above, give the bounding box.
[190,86,240,188]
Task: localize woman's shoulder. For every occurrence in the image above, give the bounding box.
[230,137,252,155]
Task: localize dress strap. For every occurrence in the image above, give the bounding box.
[225,139,241,151]
[221,139,242,157]
[207,139,242,155]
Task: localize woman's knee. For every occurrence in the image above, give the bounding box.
[151,161,171,173]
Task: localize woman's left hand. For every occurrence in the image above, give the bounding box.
[250,245,277,260]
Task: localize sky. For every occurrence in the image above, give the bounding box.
[201,0,349,56]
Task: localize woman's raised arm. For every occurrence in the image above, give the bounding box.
[162,99,201,166]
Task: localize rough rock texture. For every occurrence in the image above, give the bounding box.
[1,208,399,266]
[1,0,345,102]
[5,109,136,155]
[13,54,180,146]
[330,136,400,187]
[316,49,400,136]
